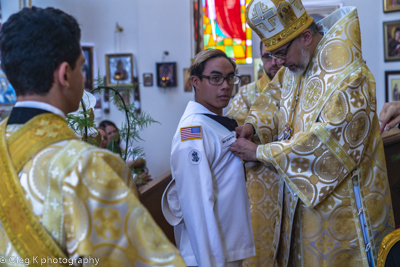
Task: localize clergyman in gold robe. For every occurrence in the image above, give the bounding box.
[225,41,282,267]
[0,7,184,266]
[231,0,395,266]
[226,40,282,126]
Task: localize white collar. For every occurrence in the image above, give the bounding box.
[178,101,218,125]
[14,101,66,119]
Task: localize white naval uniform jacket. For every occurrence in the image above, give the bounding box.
[170,101,255,267]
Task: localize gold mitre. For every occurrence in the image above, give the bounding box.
[245,0,313,51]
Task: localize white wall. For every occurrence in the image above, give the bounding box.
[2,0,398,178]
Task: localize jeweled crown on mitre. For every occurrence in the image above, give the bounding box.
[245,0,313,51]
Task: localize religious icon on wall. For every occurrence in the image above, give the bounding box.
[240,75,251,86]
[183,68,192,92]
[82,46,94,90]
[384,20,400,62]
[384,0,400,13]
[143,73,153,87]
[105,53,134,86]
[156,62,177,87]
[385,71,400,102]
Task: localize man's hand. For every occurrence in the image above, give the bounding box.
[230,138,258,162]
[379,101,400,134]
[235,123,254,140]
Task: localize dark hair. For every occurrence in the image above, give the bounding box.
[0,7,81,96]
[99,120,120,144]
[188,49,236,80]
[307,21,319,35]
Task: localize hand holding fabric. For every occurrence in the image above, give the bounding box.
[230,138,258,161]
[235,123,254,139]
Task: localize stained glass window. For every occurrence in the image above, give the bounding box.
[203,0,252,64]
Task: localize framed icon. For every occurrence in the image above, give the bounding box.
[105,53,134,86]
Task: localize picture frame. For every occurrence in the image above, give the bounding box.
[240,75,251,87]
[82,46,94,90]
[385,71,400,102]
[105,53,134,86]
[143,73,153,87]
[183,68,192,92]
[383,20,400,62]
[156,62,177,87]
[384,0,400,13]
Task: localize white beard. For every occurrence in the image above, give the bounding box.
[290,45,310,77]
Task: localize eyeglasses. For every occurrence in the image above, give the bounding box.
[261,53,273,62]
[200,74,240,85]
[269,39,295,60]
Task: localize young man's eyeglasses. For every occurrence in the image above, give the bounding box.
[200,74,240,85]
[269,38,295,60]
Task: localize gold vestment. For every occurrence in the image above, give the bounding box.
[245,7,394,266]
[227,74,282,267]
[0,113,184,266]
[226,74,270,126]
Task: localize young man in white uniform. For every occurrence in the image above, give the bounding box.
[164,49,255,266]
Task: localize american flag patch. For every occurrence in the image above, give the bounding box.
[180,126,202,141]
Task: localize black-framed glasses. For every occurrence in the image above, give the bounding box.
[269,38,295,60]
[200,74,240,85]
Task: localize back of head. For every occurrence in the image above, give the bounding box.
[188,49,236,78]
[0,7,81,97]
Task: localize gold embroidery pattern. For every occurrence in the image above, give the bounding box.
[1,117,185,265]
[244,7,394,266]
[0,117,71,266]
[264,13,313,51]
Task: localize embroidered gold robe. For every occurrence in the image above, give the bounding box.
[226,74,282,267]
[245,7,394,266]
[0,114,184,266]
[226,74,270,126]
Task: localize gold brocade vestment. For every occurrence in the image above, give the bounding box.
[0,113,184,266]
[226,74,271,126]
[226,74,282,267]
[245,7,394,267]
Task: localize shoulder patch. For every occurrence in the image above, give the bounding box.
[188,149,202,165]
[180,125,202,141]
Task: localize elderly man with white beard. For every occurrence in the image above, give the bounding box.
[230,0,394,266]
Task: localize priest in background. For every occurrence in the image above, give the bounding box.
[225,41,282,125]
[225,41,282,267]
[0,7,184,266]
